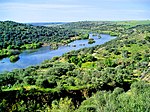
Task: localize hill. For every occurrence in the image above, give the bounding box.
[0,21,76,59]
[0,20,150,112]
[28,22,67,26]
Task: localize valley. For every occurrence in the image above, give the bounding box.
[0,20,150,112]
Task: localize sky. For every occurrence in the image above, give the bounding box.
[0,0,150,22]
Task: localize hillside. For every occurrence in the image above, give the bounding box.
[0,21,76,59]
[0,21,150,112]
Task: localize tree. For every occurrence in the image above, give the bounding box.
[145,35,150,42]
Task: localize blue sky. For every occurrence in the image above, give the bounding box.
[0,0,150,22]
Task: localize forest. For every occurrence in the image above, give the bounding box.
[0,20,150,112]
[0,21,77,59]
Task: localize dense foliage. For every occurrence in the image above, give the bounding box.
[0,21,77,59]
[0,20,150,112]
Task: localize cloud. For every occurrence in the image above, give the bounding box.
[0,2,86,10]
[0,0,149,22]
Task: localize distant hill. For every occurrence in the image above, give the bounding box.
[28,22,68,26]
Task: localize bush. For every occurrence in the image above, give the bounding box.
[145,35,150,42]
[10,55,20,62]
[88,38,95,44]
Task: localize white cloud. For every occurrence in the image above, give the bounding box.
[0,0,149,22]
[0,3,86,10]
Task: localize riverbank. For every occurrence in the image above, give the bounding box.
[0,34,116,73]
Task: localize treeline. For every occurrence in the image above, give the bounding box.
[0,21,150,111]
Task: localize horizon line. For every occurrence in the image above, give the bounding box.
[1,19,150,23]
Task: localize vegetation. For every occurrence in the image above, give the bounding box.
[9,55,20,62]
[0,21,77,59]
[0,20,150,111]
[88,38,95,44]
[77,81,150,112]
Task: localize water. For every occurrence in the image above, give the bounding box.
[0,34,116,72]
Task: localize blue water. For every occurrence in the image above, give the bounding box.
[0,34,116,72]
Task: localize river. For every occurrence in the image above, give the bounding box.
[0,34,116,73]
